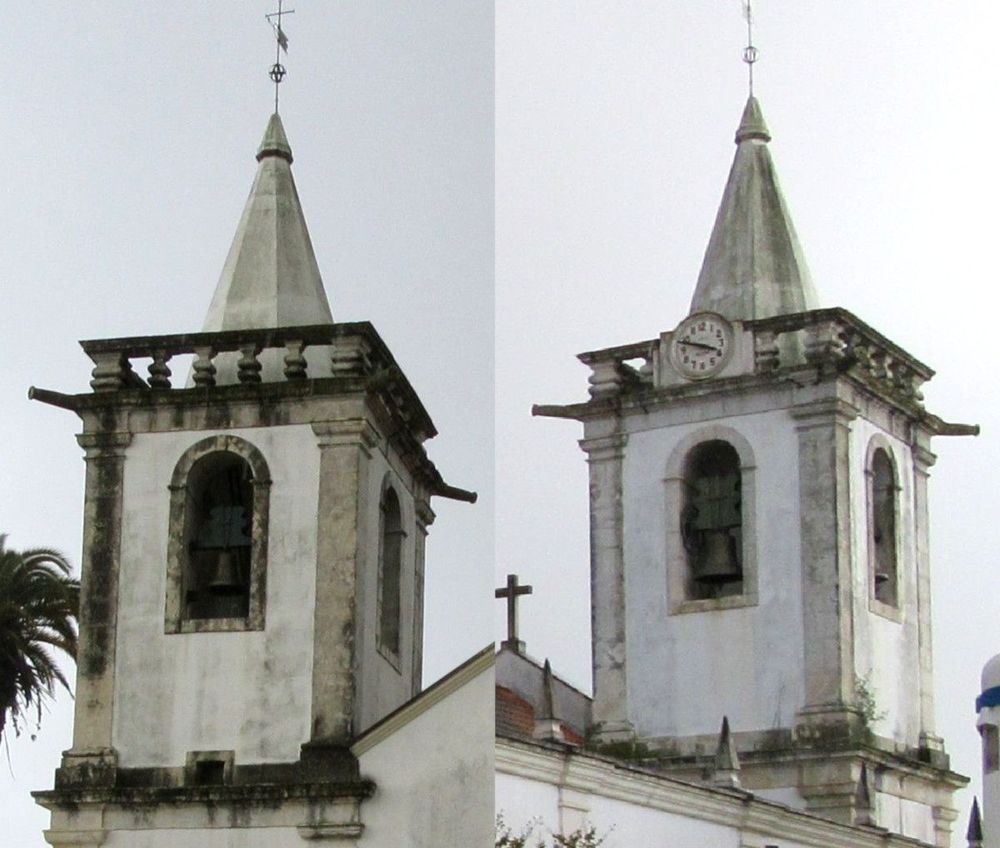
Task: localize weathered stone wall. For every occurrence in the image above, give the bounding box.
[114,424,321,766]
[618,401,805,739]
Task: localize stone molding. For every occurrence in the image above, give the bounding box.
[497,737,939,848]
[662,423,759,615]
[164,434,271,634]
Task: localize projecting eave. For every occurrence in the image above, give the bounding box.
[28,321,478,503]
[531,309,977,439]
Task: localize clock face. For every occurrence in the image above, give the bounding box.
[670,313,733,379]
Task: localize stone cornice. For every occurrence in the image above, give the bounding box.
[496,739,934,848]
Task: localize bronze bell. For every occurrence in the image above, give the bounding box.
[208,550,243,595]
[694,529,742,585]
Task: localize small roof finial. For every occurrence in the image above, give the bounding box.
[265,0,295,113]
[742,1,759,96]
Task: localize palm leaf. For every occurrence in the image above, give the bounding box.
[0,534,79,742]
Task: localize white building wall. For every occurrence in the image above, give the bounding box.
[496,741,923,848]
[357,658,494,848]
[621,407,805,738]
[847,419,921,746]
[355,451,420,733]
[113,425,320,766]
[103,828,303,847]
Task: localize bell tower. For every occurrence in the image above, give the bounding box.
[535,96,972,846]
[31,112,474,846]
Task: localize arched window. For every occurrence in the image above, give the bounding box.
[377,486,404,658]
[869,446,898,607]
[681,440,743,600]
[166,435,270,633]
[184,452,253,620]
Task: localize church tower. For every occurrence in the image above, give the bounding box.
[31,111,474,846]
[536,96,972,846]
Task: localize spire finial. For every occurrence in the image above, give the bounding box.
[742,1,759,96]
[265,0,295,113]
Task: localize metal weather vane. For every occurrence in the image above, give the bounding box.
[265,0,295,112]
[742,0,759,96]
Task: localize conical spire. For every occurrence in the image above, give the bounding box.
[967,797,984,847]
[689,96,818,321]
[202,113,333,336]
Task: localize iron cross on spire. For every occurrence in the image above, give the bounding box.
[495,573,532,653]
[742,0,759,96]
[265,0,295,113]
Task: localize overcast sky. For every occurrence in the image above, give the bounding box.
[497,1,999,841]
[2,2,996,846]
[1,4,492,845]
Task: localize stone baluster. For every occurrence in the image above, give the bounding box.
[804,320,845,367]
[330,334,369,376]
[89,352,129,392]
[238,343,263,384]
[147,350,172,389]
[754,330,780,372]
[588,361,624,399]
[191,345,217,387]
[284,340,308,380]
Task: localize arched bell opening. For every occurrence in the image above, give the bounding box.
[681,440,744,600]
[869,447,899,607]
[183,450,255,620]
[377,485,405,658]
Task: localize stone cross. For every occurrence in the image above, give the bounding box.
[495,573,532,653]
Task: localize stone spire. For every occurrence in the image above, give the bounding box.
[532,659,566,744]
[710,716,741,789]
[202,112,333,336]
[689,96,818,321]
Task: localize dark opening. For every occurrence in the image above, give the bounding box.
[184,451,254,620]
[379,487,403,655]
[193,759,226,786]
[682,440,743,600]
[871,448,898,606]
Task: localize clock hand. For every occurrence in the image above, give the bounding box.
[678,339,721,354]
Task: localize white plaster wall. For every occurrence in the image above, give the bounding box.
[357,662,494,848]
[848,419,921,746]
[104,828,303,847]
[497,769,826,848]
[355,450,419,733]
[622,406,805,738]
[113,425,319,766]
[875,791,936,845]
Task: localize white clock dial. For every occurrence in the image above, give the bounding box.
[670,313,733,379]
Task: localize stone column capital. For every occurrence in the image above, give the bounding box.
[313,419,380,454]
[76,431,132,459]
[579,433,627,462]
[791,398,859,430]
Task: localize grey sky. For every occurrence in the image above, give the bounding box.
[496,1,998,840]
[1,3,492,845]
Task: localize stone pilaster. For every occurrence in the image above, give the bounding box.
[309,419,377,745]
[60,430,131,786]
[581,431,632,740]
[410,497,433,698]
[792,397,859,737]
[912,430,940,751]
